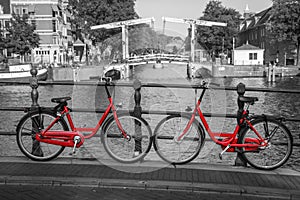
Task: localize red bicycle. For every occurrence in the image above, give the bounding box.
[153,81,293,170]
[16,77,152,163]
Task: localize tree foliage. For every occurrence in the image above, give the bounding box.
[269,0,300,65]
[68,0,138,43]
[5,14,39,61]
[196,0,241,57]
[68,0,175,58]
[0,29,8,62]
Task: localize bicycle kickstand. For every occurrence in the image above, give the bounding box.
[70,136,81,155]
[219,145,231,160]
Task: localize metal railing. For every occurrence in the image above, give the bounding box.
[2,68,300,167]
[1,78,300,134]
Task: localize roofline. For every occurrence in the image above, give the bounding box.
[239,6,272,33]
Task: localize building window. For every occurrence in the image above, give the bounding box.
[53,36,57,44]
[249,53,258,60]
[31,20,36,28]
[23,8,27,14]
[4,20,9,28]
[15,8,20,14]
[52,20,56,32]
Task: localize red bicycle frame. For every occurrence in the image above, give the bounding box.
[177,86,268,153]
[35,81,129,150]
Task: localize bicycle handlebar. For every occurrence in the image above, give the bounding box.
[100,76,113,83]
[200,81,220,88]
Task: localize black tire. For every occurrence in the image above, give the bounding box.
[153,115,205,165]
[16,110,69,161]
[101,114,152,163]
[238,118,293,170]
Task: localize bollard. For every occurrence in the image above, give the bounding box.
[187,63,191,79]
[235,83,247,167]
[268,64,272,82]
[272,64,276,83]
[30,66,43,156]
[133,79,142,154]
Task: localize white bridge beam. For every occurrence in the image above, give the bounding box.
[162,17,227,62]
[91,18,155,60]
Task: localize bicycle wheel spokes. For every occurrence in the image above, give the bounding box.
[154,115,203,165]
[102,115,152,163]
[240,119,293,170]
[17,112,66,161]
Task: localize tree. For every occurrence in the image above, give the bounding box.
[68,0,138,43]
[269,0,300,65]
[196,0,241,57]
[5,14,39,62]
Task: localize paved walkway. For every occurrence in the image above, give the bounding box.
[0,156,300,200]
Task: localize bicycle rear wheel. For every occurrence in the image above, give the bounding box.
[101,114,152,163]
[153,115,205,165]
[16,110,69,161]
[238,118,293,170]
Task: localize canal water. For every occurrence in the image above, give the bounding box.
[0,63,299,171]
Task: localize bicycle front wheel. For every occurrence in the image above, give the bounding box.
[16,110,69,161]
[101,114,152,163]
[153,115,205,165]
[238,118,293,170]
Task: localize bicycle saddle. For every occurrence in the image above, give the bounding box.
[238,96,258,104]
[51,97,71,103]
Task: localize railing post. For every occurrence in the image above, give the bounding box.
[30,66,43,156]
[235,83,247,166]
[133,79,142,154]
[30,67,39,108]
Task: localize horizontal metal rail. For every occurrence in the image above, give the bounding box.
[1,107,300,122]
[1,80,300,94]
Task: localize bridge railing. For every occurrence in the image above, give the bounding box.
[127,53,189,64]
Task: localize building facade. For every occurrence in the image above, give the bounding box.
[233,42,264,65]
[0,0,73,65]
[237,6,297,66]
[0,0,11,58]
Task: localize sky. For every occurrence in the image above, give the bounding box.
[135,0,272,37]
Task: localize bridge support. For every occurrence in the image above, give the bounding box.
[124,63,130,78]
